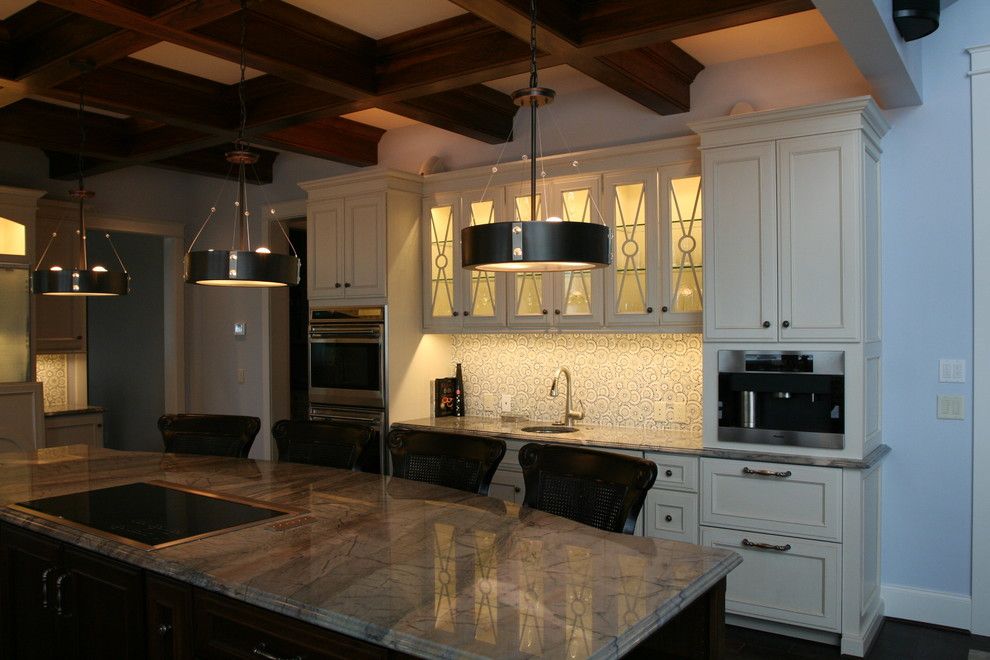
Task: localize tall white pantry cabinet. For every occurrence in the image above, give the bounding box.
[691,98,889,656]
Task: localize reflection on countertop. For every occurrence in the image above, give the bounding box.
[392,416,890,469]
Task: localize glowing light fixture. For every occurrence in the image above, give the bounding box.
[183,2,299,288]
[460,0,611,273]
[32,64,130,297]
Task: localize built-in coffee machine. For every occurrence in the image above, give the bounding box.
[717,350,845,450]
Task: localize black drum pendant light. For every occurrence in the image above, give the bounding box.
[460,0,611,272]
[33,65,130,297]
[183,1,300,288]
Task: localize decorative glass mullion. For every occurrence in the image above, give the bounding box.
[429,205,456,318]
[465,200,498,318]
[667,176,703,313]
[613,182,649,315]
[511,192,546,317]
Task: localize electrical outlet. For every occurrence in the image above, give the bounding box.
[671,402,687,424]
[937,395,964,420]
[500,394,513,413]
[237,368,246,384]
[482,393,497,413]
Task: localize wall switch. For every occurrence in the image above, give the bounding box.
[939,359,965,383]
[233,321,247,336]
[500,394,512,413]
[937,395,965,420]
[237,368,246,384]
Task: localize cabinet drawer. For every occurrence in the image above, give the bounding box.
[194,591,385,660]
[645,453,698,492]
[701,526,840,632]
[644,490,698,544]
[701,458,841,541]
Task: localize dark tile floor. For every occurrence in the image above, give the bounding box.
[725,619,990,659]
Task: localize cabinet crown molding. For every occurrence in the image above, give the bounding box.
[689,96,889,150]
[299,168,422,200]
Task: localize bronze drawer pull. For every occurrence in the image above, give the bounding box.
[252,642,301,660]
[40,567,56,609]
[742,467,792,478]
[54,572,69,616]
[742,538,792,552]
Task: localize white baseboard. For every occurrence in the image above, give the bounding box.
[881,584,972,630]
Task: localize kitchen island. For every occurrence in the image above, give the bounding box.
[0,446,740,659]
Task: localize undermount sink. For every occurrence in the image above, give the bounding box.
[520,425,580,434]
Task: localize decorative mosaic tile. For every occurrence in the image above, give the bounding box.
[449,334,702,433]
[36,353,68,408]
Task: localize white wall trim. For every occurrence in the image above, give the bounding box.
[881,585,972,630]
[970,43,990,637]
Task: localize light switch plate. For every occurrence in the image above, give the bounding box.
[939,359,965,383]
[937,395,965,420]
[233,321,247,336]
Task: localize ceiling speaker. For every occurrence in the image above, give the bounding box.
[893,0,940,41]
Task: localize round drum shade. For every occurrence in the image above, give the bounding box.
[184,250,300,287]
[32,269,130,296]
[461,221,611,272]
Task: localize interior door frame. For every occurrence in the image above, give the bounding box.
[42,201,188,414]
[969,43,990,636]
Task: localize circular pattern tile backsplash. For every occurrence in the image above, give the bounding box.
[450,333,702,433]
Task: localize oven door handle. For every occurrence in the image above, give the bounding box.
[309,336,382,344]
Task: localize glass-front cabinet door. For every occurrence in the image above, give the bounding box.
[506,182,552,327]
[660,164,703,327]
[423,194,461,331]
[550,176,604,327]
[460,193,506,327]
[604,170,659,326]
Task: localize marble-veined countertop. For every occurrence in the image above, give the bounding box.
[392,416,890,469]
[0,446,741,660]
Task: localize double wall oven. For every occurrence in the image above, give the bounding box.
[308,306,387,473]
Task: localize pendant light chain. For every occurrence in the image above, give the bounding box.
[528,0,538,223]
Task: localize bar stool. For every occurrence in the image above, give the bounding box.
[386,429,506,496]
[158,414,260,458]
[518,443,657,534]
[273,419,373,470]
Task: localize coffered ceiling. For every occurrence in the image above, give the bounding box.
[0,0,824,182]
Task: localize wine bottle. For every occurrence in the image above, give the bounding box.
[454,363,465,417]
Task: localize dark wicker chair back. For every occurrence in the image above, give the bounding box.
[518,443,657,534]
[386,429,506,496]
[158,414,260,458]
[273,419,373,470]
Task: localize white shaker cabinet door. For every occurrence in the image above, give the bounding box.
[703,142,777,341]
[308,199,345,300]
[777,132,860,342]
[344,193,387,299]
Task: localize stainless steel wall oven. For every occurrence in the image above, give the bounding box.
[308,306,385,409]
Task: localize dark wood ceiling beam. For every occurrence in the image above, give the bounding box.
[571,43,705,115]
[0,99,127,157]
[254,117,384,167]
[41,0,376,99]
[380,85,516,145]
[0,0,242,109]
[578,0,816,54]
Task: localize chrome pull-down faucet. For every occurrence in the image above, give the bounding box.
[549,366,585,428]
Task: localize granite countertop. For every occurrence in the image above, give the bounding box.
[0,446,741,660]
[393,416,890,469]
[43,405,106,418]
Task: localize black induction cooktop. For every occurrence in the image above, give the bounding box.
[13,481,294,549]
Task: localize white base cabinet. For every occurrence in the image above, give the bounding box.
[44,412,103,449]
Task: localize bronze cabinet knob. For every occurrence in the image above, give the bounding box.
[665,514,673,523]
[762,321,771,328]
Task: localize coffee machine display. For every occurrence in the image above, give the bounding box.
[717,350,845,450]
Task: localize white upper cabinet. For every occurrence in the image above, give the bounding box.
[694,97,888,343]
[302,170,422,305]
[420,136,706,333]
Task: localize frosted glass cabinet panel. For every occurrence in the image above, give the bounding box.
[462,195,506,327]
[422,193,506,331]
[604,170,659,326]
[0,217,26,259]
[0,267,30,383]
[507,177,604,327]
[661,164,704,328]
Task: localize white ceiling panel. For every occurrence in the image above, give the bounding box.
[281,0,466,39]
[673,10,838,66]
[129,43,265,85]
